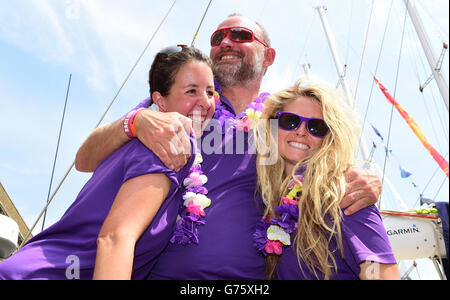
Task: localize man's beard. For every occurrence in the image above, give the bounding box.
[213,51,264,88]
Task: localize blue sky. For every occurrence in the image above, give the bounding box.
[0,0,448,279]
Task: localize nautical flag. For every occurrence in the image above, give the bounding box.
[371,123,412,178]
[370,123,392,157]
[371,123,384,140]
[374,77,449,178]
[399,165,412,178]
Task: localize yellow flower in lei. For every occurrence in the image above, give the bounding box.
[245,108,263,130]
[286,184,302,200]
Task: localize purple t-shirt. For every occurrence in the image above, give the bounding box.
[276,205,397,280]
[0,139,194,280]
[135,95,266,280]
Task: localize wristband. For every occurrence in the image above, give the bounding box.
[124,108,146,139]
[130,108,146,138]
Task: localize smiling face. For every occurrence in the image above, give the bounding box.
[210,16,267,87]
[278,96,325,176]
[153,61,215,136]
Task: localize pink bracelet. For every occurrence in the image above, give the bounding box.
[123,108,146,139]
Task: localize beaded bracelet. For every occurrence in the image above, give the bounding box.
[123,108,146,139]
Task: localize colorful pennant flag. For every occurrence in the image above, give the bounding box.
[399,165,413,178]
[374,77,449,178]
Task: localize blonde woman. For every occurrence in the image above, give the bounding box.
[254,79,399,280]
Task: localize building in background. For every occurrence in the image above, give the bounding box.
[0,182,31,261]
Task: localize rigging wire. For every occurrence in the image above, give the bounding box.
[332,2,447,207]
[404,17,446,153]
[290,9,317,82]
[415,0,449,40]
[19,0,178,248]
[257,0,271,21]
[431,172,449,202]
[379,3,409,207]
[191,0,213,46]
[358,0,394,167]
[402,11,449,199]
[353,0,375,106]
[425,82,450,143]
[344,0,355,65]
[41,74,72,231]
[413,34,450,145]
[340,0,449,208]
[405,12,450,144]
[414,151,449,206]
[310,1,446,211]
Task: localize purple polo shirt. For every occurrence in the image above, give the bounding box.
[139,94,266,280]
[0,139,194,280]
[276,205,397,280]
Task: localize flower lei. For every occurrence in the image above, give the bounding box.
[170,86,270,245]
[170,153,210,245]
[213,85,269,133]
[253,177,304,256]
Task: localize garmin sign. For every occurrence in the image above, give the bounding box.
[381,212,446,261]
[387,224,420,236]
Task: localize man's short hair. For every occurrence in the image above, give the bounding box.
[226,13,271,47]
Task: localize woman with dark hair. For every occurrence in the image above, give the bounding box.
[0,46,215,280]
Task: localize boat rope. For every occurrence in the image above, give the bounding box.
[19,0,178,248]
[41,74,72,232]
[379,3,409,208]
[353,0,375,107]
[191,0,213,46]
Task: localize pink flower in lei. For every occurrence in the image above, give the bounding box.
[265,240,284,255]
[186,201,206,217]
[235,117,253,133]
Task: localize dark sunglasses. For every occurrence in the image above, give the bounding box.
[157,44,188,57]
[276,112,329,138]
[210,26,268,47]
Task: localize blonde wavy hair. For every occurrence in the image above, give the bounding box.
[254,77,360,279]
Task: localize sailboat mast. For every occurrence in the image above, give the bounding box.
[404,0,449,111]
[315,4,371,160]
[315,5,355,108]
[314,4,409,210]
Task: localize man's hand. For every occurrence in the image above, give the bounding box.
[134,110,193,171]
[341,166,382,215]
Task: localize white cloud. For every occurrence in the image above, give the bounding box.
[0,0,74,63]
